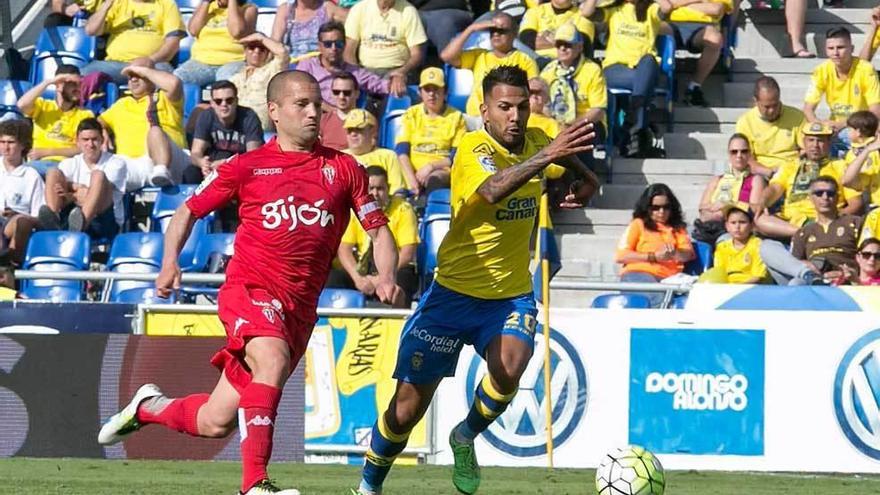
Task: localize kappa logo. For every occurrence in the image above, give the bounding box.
[247,415,274,427]
[465,326,588,457]
[234,317,249,335]
[253,168,283,176]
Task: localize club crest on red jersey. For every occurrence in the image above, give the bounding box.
[322,165,336,184]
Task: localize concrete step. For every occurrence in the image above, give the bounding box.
[673,107,746,125]
[733,28,870,59]
[676,122,738,133]
[723,81,812,108]
[743,7,874,26]
[593,184,706,213]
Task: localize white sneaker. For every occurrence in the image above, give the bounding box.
[240,480,301,494]
[149,165,173,187]
[97,383,163,445]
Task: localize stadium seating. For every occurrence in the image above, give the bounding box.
[0,79,32,120]
[152,184,198,231]
[178,218,212,272]
[20,231,91,301]
[177,34,196,67]
[318,288,366,309]
[444,65,473,113]
[670,295,688,309]
[175,0,202,14]
[684,240,714,276]
[183,82,203,124]
[33,26,96,63]
[113,287,175,304]
[379,110,405,150]
[418,215,450,289]
[424,188,451,218]
[591,293,652,309]
[179,233,234,302]
[103,232,164,302]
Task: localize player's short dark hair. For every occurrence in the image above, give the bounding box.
[0,119,32,156]
[319,20,345,38]
[482,65,529,100]
[809,175,839,191]
[753,76,780,98]
[76,117,103,135]
[847,111,879,137]
[56,64,81,76]
[211,80,238,98]
[331,71,358,89]
[365,166,388,181]
[826,27,851,43]
[267,70,319,103]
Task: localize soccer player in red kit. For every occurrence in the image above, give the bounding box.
[98,71,402,495]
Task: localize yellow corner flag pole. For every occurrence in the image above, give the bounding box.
[539,192,554,468]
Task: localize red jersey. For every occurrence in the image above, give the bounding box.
[187,138,388,324]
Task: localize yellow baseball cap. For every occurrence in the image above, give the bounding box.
[343,109,378,129]
[801,121,834,136]
[419,67,445,88]
[555,22,583,44]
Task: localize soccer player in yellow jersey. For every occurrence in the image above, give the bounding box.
[755,122,863,239]
[803,27,880,158]
[353,66,598,495]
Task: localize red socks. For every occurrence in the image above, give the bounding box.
[136,393,209,436]
[238,382,282,492]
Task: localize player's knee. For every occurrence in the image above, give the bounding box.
[201,418,236,438]
[248,344,291,385]
[492,358,529,394]
[704,28,723,48]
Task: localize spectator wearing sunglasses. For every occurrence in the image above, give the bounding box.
[615,183,694,306]
[229,32,290,131]
[296,22,390,107]
[761,176,862,286]
[847,238,880,286]
[756,122,862,240]
[183,81,264,184]
[320,72,362,150]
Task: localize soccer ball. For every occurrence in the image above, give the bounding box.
[595,445,665,495]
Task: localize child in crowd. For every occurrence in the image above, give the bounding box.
[699,203,768,284]
[841,111,880,207]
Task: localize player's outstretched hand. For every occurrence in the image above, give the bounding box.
[374,279,402,306]
[155,263,181,299]
[544,119,595,162]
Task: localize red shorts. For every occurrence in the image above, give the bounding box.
[211,284,314,393]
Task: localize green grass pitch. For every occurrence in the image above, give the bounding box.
[2,458,880,494]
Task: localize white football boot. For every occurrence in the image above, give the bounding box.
[97,383,163,445]
[240,480,301,494]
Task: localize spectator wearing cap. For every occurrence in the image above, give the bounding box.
[296,22,391,107]
[699,204,769,284]
[229,32,290,132]
[271,0,347,61]
[98,58,189,190]
[39,118,126,239]
[756,122,862,239]
[17,65,95,177]
[173,0,257,87]
[735,76,805,179]
[184,81,264,184]
[667,0,729,107]
[760,176,862,286]
[519,0,595,64]
[695,133,765,244]
[343,109,409,195]
[395,67,466,196]
[803,27,880,158]
[328,165,419,308]
[343,0,427,96]
[841,111,880,208]
[441,12,538,120]
[527,78,560,138]
[320,72,362,150]
[581,0,673,158]
[83,0,186,85]
[539,23,606,133]
[0,120,45,266]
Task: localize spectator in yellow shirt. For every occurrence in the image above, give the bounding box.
[17,65,95,177]
[441,12,539,119]
[699,205,768,284]
[582,0,673,158]
[518,0,595,62]
[83,0,186,85]
[859,5,880,63]
[668,0,730,107]
[328,166,419,307]
[803,27,880,158]
[98,58,190,191]
[842,111,880,207]
[173,0,257,87]
[735,76,805,178]
[756,122,863,239]
[343,0,427,96]
[229,33,290,131]
[343,109,410,196]
[395,67,467,196]
[527,78,560,138]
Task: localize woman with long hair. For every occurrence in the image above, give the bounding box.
[842,238,880,286]
[615,183,695,305]
[581,0,672,157]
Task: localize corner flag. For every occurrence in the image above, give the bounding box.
[533,193,561,304]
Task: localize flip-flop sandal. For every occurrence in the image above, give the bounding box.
[783,49,816,58]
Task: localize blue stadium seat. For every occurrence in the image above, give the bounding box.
[104,232,164,301]
[0,80,32,119]
[183,82,203,124]
[591,293,652,309]
[669,295,688,309]
[418,215,450,289]
[177,34,196,67]
[176,0,202,14]
[379,110,405,150]
[318,288,366,309]
[20,231,91,301]
[426,188,450,206]
[179,218,211,272]
[256,11,275,37]
[113,287,175,304]
[179,233,234,301]
[385,93,412,113]
[152,184,199,230]
[250,0,283,10]
[684,239,714,276]
[463,31,490,50]
[424,188,451,219]
[33,27,96,62]
[721,14,738,80]
[444,65,473,113]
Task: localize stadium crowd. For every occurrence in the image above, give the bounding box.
[2,0,880,304]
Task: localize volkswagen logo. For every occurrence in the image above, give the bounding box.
[834,329,880,460]
[465,326,587,457]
